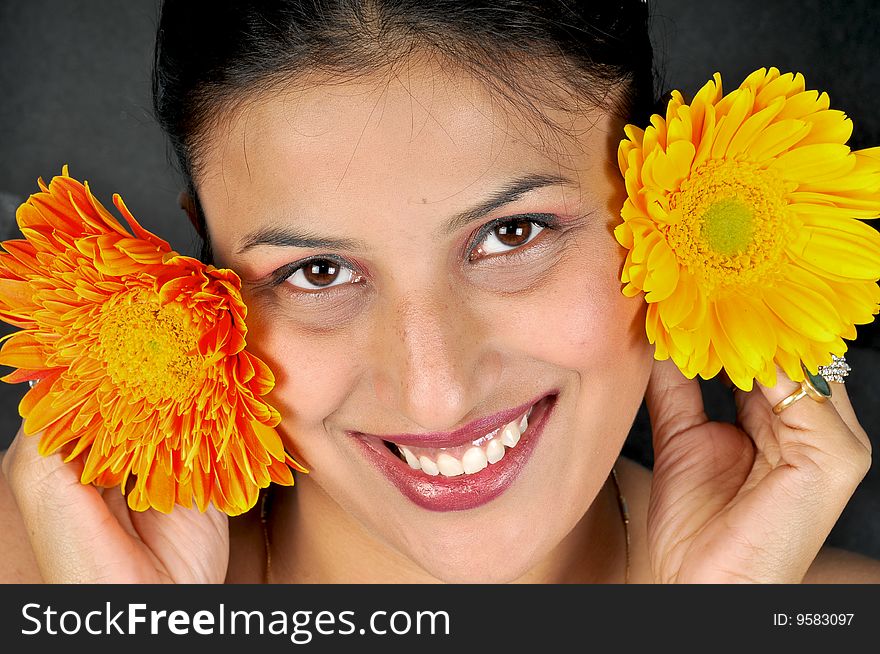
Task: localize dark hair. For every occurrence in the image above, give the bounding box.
[152,0,657,262]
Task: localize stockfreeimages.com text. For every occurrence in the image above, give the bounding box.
[21,602,450,644]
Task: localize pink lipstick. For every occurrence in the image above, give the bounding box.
[350,391,559,511]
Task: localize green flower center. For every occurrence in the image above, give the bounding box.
[701,196,754,256]
[665,159,795,294]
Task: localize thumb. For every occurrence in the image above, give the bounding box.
[645,358,708,454]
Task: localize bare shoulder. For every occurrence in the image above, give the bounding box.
[802,544,880,583]
[0,450,43,583]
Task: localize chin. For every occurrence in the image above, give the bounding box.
[415,550,538,584]
[397,516,549,584]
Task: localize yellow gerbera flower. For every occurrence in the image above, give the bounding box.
[616,67,880,390]
[0,168,307,515]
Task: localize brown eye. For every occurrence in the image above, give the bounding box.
[496,220,532,247]
[472,218,546,258]
[304,260,339,286]
[285,258,361,291]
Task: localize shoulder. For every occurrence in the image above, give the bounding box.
[0,450,43,583]
[802,545,880,583]
[612,454,880,584]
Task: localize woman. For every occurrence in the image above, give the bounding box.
[1,0,879,583]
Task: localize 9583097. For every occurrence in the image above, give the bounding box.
[773,613,854,626]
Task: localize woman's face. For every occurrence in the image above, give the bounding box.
[196,58,653,582]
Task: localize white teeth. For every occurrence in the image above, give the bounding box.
[400,446,421,470]
[500,421,521,447]
[393,404,535,477]
[461,447,488,474]
[419,455,439,476]
[485,438,505,464]
[437,453,465,477]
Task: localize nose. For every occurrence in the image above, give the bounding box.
[370,280,501,431]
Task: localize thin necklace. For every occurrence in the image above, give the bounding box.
[262,465,631,584]
[261,486,274,584]
[610,464,631,584]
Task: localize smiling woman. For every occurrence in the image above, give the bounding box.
[191,45,650,583]
[1,0,879,585]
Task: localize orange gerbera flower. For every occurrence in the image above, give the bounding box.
[0,167,307,515]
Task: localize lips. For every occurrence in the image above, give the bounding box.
[350,392,559,512]
[352,394,545,449]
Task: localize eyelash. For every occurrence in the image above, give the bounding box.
[268,213,560,294]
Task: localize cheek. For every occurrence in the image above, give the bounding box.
[502,240,650,374]
[238,234,652,452]
[244,310,363,441]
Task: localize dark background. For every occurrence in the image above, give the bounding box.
[0,0,878,558]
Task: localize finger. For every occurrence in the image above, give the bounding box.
[732,385,775,447]
[718,369,773,440]
[823,380,869,447]
[102,481,141,540]
[645,357,708,450]
[3,421,133,582]
[757,365,846,430]
[756,365,871,475]
[129,500,230,582]
[728,365,866,447]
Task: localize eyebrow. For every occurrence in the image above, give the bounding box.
[234,172,575,255]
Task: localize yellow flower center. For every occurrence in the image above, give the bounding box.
[665,159,792,294]
[97,290,204,403]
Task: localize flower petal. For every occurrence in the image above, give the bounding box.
[787,222,880,281]
[0,171,304,515]
[763,279,843,342]
[768,143,856,183]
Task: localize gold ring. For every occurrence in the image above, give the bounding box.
[772,365,833,415]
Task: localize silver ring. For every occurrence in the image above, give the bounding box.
[817,354,850,383]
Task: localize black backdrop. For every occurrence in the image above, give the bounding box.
[0,0,878,559]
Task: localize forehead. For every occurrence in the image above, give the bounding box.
[195,58,618,239]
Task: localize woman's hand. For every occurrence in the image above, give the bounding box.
[1,420,230,583]
[644,358,873,583]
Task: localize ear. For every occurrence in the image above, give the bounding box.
[177,190,204,237]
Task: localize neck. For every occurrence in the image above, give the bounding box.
[266,470,626,584]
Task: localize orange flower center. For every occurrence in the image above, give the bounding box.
[97,290,204,403]
[665,159,792,294]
